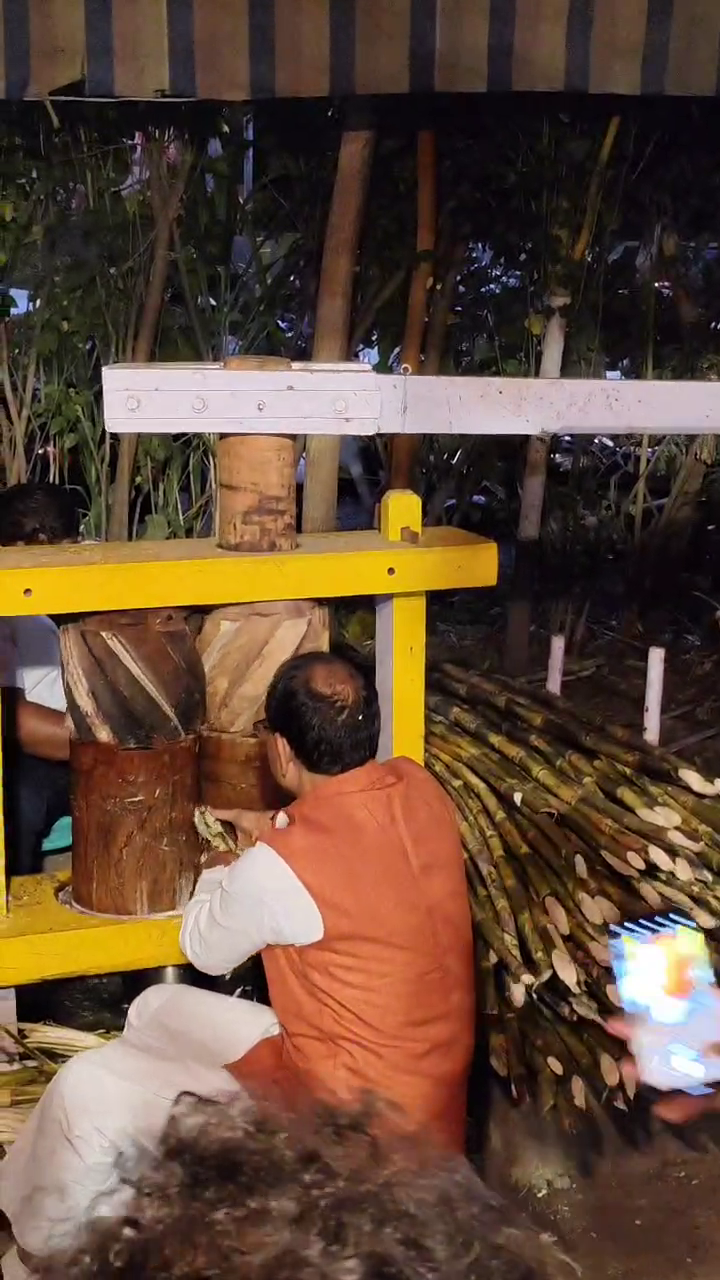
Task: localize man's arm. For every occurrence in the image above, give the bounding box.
[179,842,323,976]
[3,688,70,762]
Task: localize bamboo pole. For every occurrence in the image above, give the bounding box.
[389,131,437,492]
[301,128,376,534]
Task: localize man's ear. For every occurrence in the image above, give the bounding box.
[274,734,294,777]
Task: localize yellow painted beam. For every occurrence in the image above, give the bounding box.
[376,492,426,762]
[0,528,498,618]
[0,874,185,986]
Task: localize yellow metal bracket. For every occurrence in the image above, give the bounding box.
[0,500,497,984]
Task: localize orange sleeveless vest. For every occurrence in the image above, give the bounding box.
[226,758,475,1153]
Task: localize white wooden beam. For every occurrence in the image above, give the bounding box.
[102,363,720,437]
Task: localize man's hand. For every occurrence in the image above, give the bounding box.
[607,1007,720,1124]
[210,807,276,847]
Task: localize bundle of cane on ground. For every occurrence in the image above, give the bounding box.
[426,660,720,1147]
[0,1024,117,1152]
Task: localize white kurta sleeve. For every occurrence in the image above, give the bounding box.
[179,840,324,976]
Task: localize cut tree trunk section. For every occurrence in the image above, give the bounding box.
[197,600,329,734]
[60,609,205,746]
[199,731,289,812]
[302,128,376,533]
[71,736,200,916]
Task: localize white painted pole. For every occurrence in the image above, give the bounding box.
[546,633,566,696]
[643,646,665,747]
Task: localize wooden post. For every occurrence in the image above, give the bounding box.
[219,356,297,553]
[643,646,665,747]
[71,737,201,916]
[302,128,376,533]
[389,130,437,492]
[546,633,566,696]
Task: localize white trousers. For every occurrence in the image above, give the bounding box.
[0,985,279,1274]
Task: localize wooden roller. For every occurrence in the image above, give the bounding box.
[60,608,206,747]
[217,356,297,553]
[71,736,201,917]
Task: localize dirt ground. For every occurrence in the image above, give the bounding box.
[523,1139,719,1279]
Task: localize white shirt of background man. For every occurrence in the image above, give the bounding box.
[0,616,66,712]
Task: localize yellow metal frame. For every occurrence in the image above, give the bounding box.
[0,491,497,986]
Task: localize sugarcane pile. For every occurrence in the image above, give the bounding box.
[427,660,720,1142]
[0,1023,117,1152]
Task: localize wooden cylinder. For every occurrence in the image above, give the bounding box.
[217,435,297,553]
[199,730,289,812]
[218,355,297,554]
[197,600,330,735]
[71,736,201,917]
[61,609,206,747]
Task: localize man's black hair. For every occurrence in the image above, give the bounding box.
[265,650,380,775]
[0,482,81,546]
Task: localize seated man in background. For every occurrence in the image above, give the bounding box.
[36,1096,578,1280]
[0,482,78,874]
[1,650,475,1277]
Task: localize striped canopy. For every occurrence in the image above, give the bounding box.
[1,1,719,101]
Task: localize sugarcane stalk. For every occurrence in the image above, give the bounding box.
[428,755,525,965]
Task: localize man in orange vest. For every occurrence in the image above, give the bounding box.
[0,651,475,1279]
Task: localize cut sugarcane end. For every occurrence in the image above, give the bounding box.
[547,1056,565,1077]
[588,941,611,966]
[597,896,621,924]
[508,982,527,1008]
[574,854,589,879]
[601,850,639,878]
[637,882,663,909]
[667,830,704,852]
[636,806,681,829]
[599,1052,621,1088]
[571,1076,586,1110]
[646,844,675,872]
[606,983,622,1007]
[679,768,719,797]
[693,909,717,931]
[673,856,695,883]
[626,850,647,871]
[577,891,604,926]
[552,950,580,992]
[545,897,570,935]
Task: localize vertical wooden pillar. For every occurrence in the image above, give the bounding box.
[375,491,426,763]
